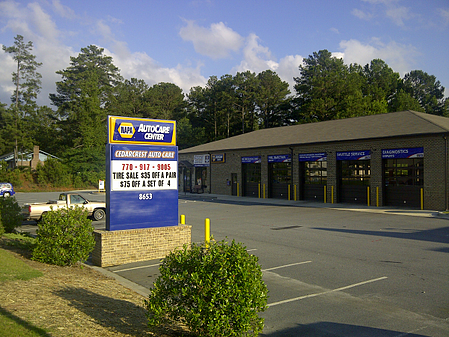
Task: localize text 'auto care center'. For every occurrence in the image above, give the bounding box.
[178,110,449,211]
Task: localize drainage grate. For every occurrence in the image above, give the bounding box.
[271,225,302,231]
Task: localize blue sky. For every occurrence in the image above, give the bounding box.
[1,0,448,108]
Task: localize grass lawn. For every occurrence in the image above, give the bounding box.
[0,248,43,282]
[0,235,184,336]
[0,248,50,336]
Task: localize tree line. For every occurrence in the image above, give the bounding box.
[0,36,447,186]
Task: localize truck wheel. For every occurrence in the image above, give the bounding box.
[39,212,47,222]
[3,192,10,197]
[93,209,106,221]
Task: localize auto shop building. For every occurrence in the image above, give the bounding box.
[178,110,449,211]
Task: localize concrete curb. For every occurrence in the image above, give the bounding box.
[84,262,150,297]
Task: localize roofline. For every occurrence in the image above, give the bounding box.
[180,131,449,155]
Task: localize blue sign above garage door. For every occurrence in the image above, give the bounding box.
[382,147,424,159]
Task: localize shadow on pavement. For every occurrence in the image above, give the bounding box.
[312,226,449,245]
[261,322,428,337]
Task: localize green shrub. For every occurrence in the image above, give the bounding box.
[32,206,95,266]
[0,197,22,233]
[145,239,268,337]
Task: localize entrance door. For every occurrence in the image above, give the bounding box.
[231,173,238,196]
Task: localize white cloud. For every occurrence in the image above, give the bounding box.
[232,34,303,92]
[27,2,59,42]
[234,34,275,73]
[0,2,209,105]
[439,8,449,25]
[351,8,373,20]
[339,38,419,76]
[358,0,416,27]
[51,0,76,20]
[385,6,415,27]
[0,1,75,106]
[330,27,340,34]
[179,20,244,59]
[104,48,207,94]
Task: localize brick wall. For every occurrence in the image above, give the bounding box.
[179,133,449,211]
[92,224,192,267]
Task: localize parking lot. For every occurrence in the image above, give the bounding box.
[15,192,449,336]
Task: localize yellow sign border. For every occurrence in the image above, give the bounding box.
[108,116,176,146]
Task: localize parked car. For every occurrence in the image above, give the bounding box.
[22,193,106,221]
[0,183,15,197]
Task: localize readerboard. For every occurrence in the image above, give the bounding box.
[106,116,178,231]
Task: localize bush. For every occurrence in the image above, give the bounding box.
[145,239,268,337]
[0,197,22,233]
[32,206,95,266]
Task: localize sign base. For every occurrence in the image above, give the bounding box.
[92,224,191,267]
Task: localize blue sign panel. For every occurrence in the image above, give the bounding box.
[298,153,327,162]
[211,153,226,163]
[242,156,261,164]
[268,154,291,163]
[381,147,424,159]
[109,116,176,146]
[106,141,178,231]
[336,150,371,161]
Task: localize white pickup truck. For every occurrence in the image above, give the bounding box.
[22,193,106,222]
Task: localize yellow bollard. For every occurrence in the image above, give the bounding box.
[324,185,327,203]
[205,218,210,248]
[288,185,291,200]
[294,185,297,201]
[263,184,266,199]
[258,183,261,198]
[331,186,334,204]
[367,186,370,206]
[421,188,424,210]
[237,183,240,197]
[180,214,185,225]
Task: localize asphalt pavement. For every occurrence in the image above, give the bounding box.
[14,191,449,336]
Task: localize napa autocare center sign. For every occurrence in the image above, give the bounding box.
[106,116,178,231]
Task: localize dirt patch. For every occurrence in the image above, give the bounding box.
[0,246,189,336]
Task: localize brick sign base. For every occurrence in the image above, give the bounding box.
[92,225,191,267]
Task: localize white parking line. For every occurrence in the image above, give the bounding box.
[113,263,161,273]
[262,261,312,272]
[268,276,388,307]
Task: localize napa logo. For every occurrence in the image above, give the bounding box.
[118,123,135,138]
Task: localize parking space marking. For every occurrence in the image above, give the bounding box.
[262,261,312,272]
[113,263,161,273]
[268,276,388,307]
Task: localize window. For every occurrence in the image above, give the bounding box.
[340,160,370,185]
[384,158,423,186]
[270,162,291,184]
[70,195,86,204]
[243,163,261,183]
[305,161,327,184]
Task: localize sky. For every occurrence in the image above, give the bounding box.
[0,0,448,108]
